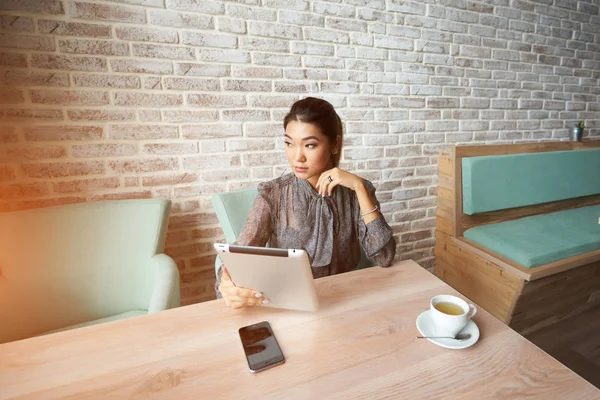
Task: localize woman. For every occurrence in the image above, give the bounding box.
[217,97,396,308]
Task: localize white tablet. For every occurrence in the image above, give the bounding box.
[214,243,319,312]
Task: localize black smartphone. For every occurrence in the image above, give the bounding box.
[238,321,285,373]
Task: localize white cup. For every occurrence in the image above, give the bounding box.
[430,295,477,337]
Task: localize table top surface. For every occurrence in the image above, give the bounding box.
[1,260,598,400]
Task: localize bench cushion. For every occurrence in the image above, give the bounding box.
[462,149,600,215]
[41,310,148,336]
[464,204,600,268]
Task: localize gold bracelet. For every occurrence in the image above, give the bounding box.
[361,204,379,217]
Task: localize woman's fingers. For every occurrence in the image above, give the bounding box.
[219,267,269,309]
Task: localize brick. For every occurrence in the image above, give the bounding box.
[198,49,250,63]
[306,56,345,69]
[114,27,177,44]
[31,89,109,106]
[108,158,179,173]
[161,77,220,91]
[357,8,393,23]
[67,109,135,121]
[326,17,367,32]
[388,0,425,14]
[374,35,413,50]
[72,73,140,89]
[223,79,271,92]
[32,54,106,72]
[347,122,387,133]
[0,183,50,199]
[39,20,108,38]
[389,121,425,133]
[0,0,64,14]
[24,126,102,141]
[228,139,275,152]
[357,47,387,60]
[375,83,409,95]
[426,97,460,108]
[285,68,327,80]
[279,10,323,26]
[72,143,137,158]
[2,145,66,161]
[0,89,23,104]
[143,142,198,155]
[175,63,230,77]
[389,97,425,109]
[0,15,33,32]
[182,124,242,139]
[0,166,16,182]
[142,173,198,187]
[109,124,178,140]
[110,60,172,74]
[227,4,276,21]
[51,177,119,194]
[346,59,384,71]
[133,44,194,60]
[69,1,146,23]
[149,9,214,29]
[248,21,302,39]
[242,152,285,166]
[0,33,54,52]
[313,2,355,17]
[274,81,318,92]
[187,93,246,108]
[162,110,219,122]
[254,53,301,67]
[167,0,225,14]
[22,161,103,178]
[90,190,152,201]
[426,120,458,131]
[1,70,70,87]
[241,37,289,53]
[223,110,270,122]
[0,52,27,68]
[182,154,240,169]
[59,39,127,56]
[181,31,237,49]
[375,110,409,121]
[217,17,246,34]
[248,94,297,108]
[305,27,349,44]
[114,93,182,107]
[321,82,359,93]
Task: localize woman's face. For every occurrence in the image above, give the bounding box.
[284,121,336,186]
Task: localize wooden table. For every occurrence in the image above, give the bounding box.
[1,260,598,399]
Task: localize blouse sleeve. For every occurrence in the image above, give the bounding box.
[357,180,396,267]
[214,183,274,298]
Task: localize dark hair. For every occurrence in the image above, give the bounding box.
[283,97,343,167]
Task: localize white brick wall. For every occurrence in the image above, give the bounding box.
[0,0,599,304]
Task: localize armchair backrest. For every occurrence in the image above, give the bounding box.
[211,188,259,243]
[0,199,171,342]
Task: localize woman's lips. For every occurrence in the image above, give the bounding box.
[294,166,308,173]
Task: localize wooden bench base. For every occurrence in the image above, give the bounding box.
[435,233,600,335]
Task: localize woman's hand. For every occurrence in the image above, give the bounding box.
[218,267,270,309]
[316,167,365,197]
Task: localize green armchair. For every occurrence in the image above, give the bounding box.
[211,188,373,277]
[0,199,180,344]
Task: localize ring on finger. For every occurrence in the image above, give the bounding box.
[327,175,333,183]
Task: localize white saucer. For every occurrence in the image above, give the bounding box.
[416,310,480,350]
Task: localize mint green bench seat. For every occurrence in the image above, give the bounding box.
[462,148,600,215]
[464,204,600,268]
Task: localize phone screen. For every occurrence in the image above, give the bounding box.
[238,321,285,373]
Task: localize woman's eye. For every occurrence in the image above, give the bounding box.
[284,142,293,147]
[306,144,317,149]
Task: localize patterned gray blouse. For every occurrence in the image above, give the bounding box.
[215,173,396,296]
